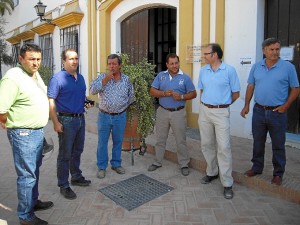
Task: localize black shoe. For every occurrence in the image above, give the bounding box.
[20,216,48,225]
[148,164,162,172]
[34,200,54,211]
[200,174,219,184]
[42,144,54,156]
[71,177,91,186]
[224,187,234,199]
[60,187,77,200]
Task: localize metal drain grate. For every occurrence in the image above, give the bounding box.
[99,174,174,211]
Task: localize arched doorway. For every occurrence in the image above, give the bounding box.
[121,7,177,72]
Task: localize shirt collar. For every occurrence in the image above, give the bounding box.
[163,69,183,75]
[261,58,281,68]
[206,61,225,71]
[17,63,33,76]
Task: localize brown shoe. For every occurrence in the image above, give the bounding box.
[271,176,282,186]
[244,169,261,177]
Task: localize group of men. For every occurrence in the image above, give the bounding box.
[0,37,299,224]
[146,38,299,201]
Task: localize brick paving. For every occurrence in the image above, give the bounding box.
[1,107,300,225]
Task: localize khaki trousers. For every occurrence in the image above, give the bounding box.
[153,106,190,168]
[198,104,233,187]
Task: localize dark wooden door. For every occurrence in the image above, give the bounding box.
[121,8,177,73]
[265,0,300,133]
[121,10,148,64]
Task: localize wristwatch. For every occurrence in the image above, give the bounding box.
[181,95,184,100]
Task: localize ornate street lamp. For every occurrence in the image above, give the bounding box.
[34,0,53,24]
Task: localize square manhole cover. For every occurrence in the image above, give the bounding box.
[99,174,174,211]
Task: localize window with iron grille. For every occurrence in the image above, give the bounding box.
[39,33,53,71]
[60,25,79,71]
[12,43,20,66]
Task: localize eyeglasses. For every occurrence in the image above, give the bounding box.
[203,52,214,56]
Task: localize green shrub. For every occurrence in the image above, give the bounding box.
[39,64,53,86]
[121,54,156,138]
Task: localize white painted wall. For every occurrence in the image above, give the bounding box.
[192,0,202,114]
[224,0,265,138]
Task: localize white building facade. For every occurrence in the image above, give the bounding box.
[2,0,299,145]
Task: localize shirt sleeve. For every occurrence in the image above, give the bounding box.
[47,76,59,99]
[247,64,256,84]
[0,78,19,113]
[228,66,241,92]
[185,75,196,93]
[90,73,105,95]
[288,63,300,87]
[128,81,135,104]
[198,68,204,90]
[151,73,161,89]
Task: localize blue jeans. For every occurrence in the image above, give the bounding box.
[57,115,85,188]
[252,105,287,176]
[7,128,44,221]
[97,111,126,169]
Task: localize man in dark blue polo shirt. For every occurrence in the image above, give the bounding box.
[48,48,92,200]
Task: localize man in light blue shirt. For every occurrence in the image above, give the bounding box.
[241,38,299,186]
[198,43,240,199]
[90,54,134,179]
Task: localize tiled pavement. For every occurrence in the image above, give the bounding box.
[0,107,300,225]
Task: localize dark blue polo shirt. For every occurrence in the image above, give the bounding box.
[48,69,86,114]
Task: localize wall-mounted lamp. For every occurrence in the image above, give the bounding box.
[34,0,55,25]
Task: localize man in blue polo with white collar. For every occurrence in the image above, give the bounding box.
[148,53,197,176]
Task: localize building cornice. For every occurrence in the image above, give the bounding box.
[51,0,84,29]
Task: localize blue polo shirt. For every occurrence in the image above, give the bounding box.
[152,69,195,108]
[198,62,240,105]
[48,69,86,114]
[248,58,299,106]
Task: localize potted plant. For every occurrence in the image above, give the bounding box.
[120,54,156,153]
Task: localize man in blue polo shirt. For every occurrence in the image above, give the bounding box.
[198,43,240,199]
[241,38,299,186]
[48,48,92,200]
[147,53,197,176]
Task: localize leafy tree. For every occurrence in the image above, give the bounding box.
[0,17,13,78]
[0,0,14,16]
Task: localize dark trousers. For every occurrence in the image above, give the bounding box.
[251,105,287,177]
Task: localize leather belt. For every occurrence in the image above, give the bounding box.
[160,105,184,112]
[14,127,43,130]
[58,112,84,117]
[201,102,230,108]
[255,103,280,110]
[100,109,126,116]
